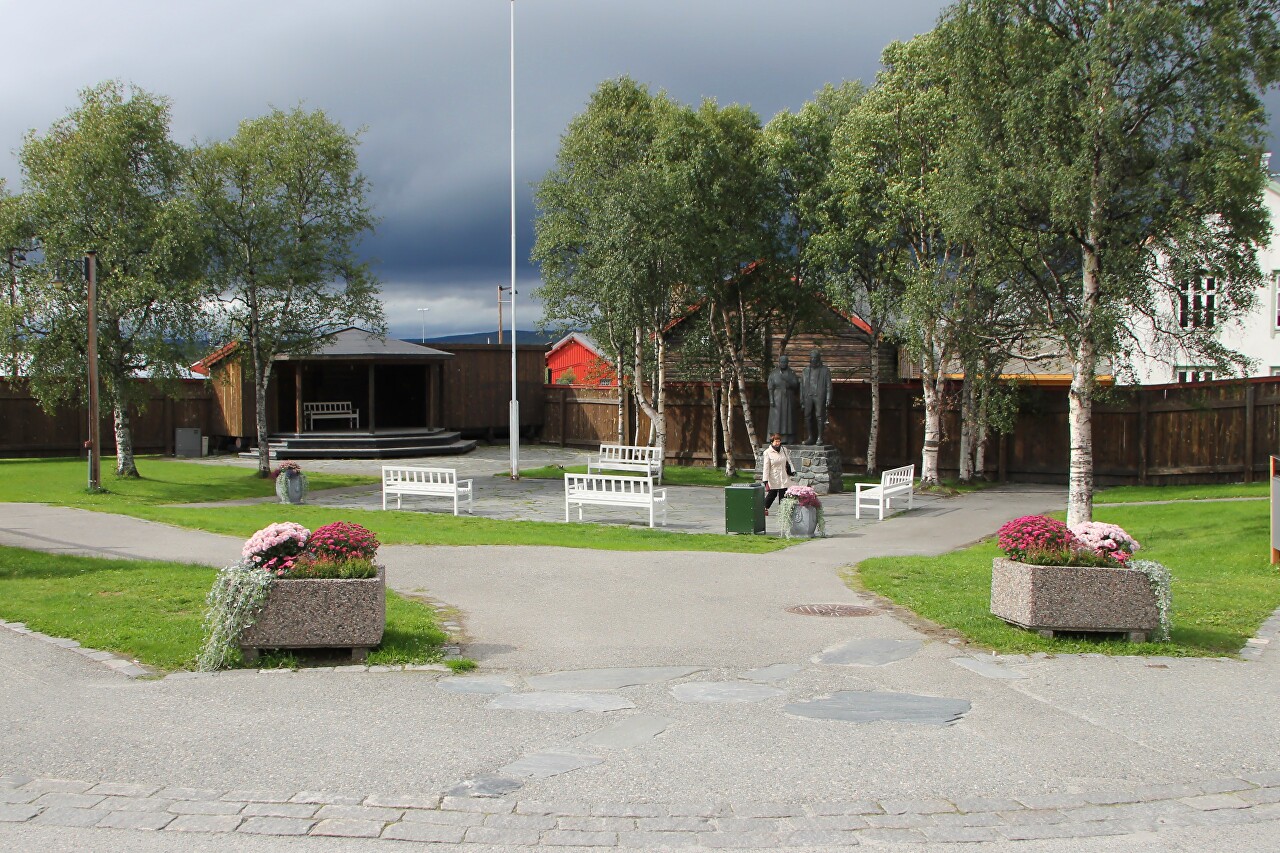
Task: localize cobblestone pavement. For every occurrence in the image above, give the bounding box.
[3,446,1279,850]
[4,769,1280,849]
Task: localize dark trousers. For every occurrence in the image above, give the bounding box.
[764,488,787,509]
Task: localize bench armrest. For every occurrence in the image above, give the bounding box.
[653,488,667,500]
[458,479,473,491]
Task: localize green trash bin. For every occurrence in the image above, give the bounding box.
[725,483,766,534]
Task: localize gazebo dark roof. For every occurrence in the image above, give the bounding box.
[273,328,453,362]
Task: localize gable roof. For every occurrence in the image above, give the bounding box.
[191,327,453,374]
[660,261,874,337]
[547,331,607,361]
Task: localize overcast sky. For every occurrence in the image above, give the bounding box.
[3,1,1277,341]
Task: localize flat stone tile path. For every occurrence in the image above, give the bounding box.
[4,772,1280,847]
[784,690,972,725]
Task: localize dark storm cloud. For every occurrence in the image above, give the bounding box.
[3,1,1277,339]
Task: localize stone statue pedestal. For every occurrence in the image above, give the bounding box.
[755,444,844,495]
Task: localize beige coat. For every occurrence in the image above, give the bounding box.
[761,445,794,490]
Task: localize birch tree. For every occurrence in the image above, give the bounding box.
[191,106,382,477]
[534,78,690,456]
[828,36,977,486]
[11,81,207,478]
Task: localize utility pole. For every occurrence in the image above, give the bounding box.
[86,251,101,491]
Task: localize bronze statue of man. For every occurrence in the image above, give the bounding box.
[766,354,800,444]
[801,350,833,445]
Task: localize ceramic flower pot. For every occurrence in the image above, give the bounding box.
[789,504,820,538]
[276,470,308,504]
[989,557,1159,642]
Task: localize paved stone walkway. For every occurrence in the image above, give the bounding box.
[2,445,1279,850]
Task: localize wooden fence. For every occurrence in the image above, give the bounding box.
[0,379,213,457]
[541,377,1280,485]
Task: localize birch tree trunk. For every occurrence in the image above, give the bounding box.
[710,381,721,471]
[112,403,138,478]
[918,329,945,486]
[958,373,976,483]
[1067,244,1102,526]
[632,326,665,456]
[254,361,273,477]
[719,361,737,477]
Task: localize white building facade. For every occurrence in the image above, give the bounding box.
[1125,175,1280,384]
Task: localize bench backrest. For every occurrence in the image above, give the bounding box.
[598,444,661,464]
[566,473,654,497]
[882,465,915,487]
[304,401,353,415]
[383,466,457,488]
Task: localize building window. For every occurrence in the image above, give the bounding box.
[1273,270,1280,330]
[1178,275,1216,328]
[1176,366,1214,383]
[1271,366,1280,377]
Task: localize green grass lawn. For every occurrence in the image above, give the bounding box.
[111,504,791,553]
[1095,482,1269,504]
[855,500,1278,656]
[0,545,459,671]
[0,456,375,507]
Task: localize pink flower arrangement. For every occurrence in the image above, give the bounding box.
[305,521,379,563]
[241,522,310,576]
[996,515,1075,561]
[270,460,303,481]
[784,484,822,508]
[1069,522,1140,564]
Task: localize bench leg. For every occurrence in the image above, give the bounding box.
[382,490,387,511]
[453,493,459,516]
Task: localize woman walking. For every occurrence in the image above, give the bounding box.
[761,433,794,515]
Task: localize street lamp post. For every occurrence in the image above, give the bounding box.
[417,307,430,344]
[508,0,519,480]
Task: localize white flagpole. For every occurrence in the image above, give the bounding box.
[508,0,520,480]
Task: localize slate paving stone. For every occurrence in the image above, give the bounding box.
[381,821,467,843]
[96,811,175,831]
[574,714,672,748]
[0,804,40,822]
[436,675,516,694]
[525,666,705,690]
[542,828,618,846]
[399,808,485,825]
[33,792,105,809]
[671,682,786,704]
[500,751,604,779]
[22,779,95,795]
[444,777,524,798]
[33,806,108,827]
[290,791,364,805]
[488,692,635,713]
[462,826,542,845]
[812,638,922,666]
[784,690,970,725]
[237,816,315,835]
[167,799,243,815]
[87,782,160,798]
[952,657,1029,680]
[739,663,801,683]
[241,802,320,818]
[96,796,175,813]
[164,814,243,833]
[0,775,33,788]
[310,818,382,838]
[0,789,38,804]
[363,793,441,810]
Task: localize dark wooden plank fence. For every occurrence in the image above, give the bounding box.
[542,377,1280,485]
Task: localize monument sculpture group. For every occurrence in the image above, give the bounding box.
[762,350,842,494]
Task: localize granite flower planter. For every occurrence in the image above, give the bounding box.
[990,557,1158,642]
[239,567,385,663]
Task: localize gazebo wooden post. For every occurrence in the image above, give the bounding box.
[426,364,435,428]
[294,365,303,433]
[367,364,376,433]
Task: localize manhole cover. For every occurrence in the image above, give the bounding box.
[786,604,878,617]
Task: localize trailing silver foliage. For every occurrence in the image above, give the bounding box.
[197,560,275,671]
[1128,559,1173,642]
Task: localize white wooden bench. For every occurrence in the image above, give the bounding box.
[855,464,916,520]
[382,466,473,516]
[564,473,667,528]
[587,444,663,483]
[304,401,359,430]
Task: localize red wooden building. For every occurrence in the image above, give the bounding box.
[546,332,617,386]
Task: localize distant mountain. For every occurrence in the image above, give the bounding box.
[406,329,563,346]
